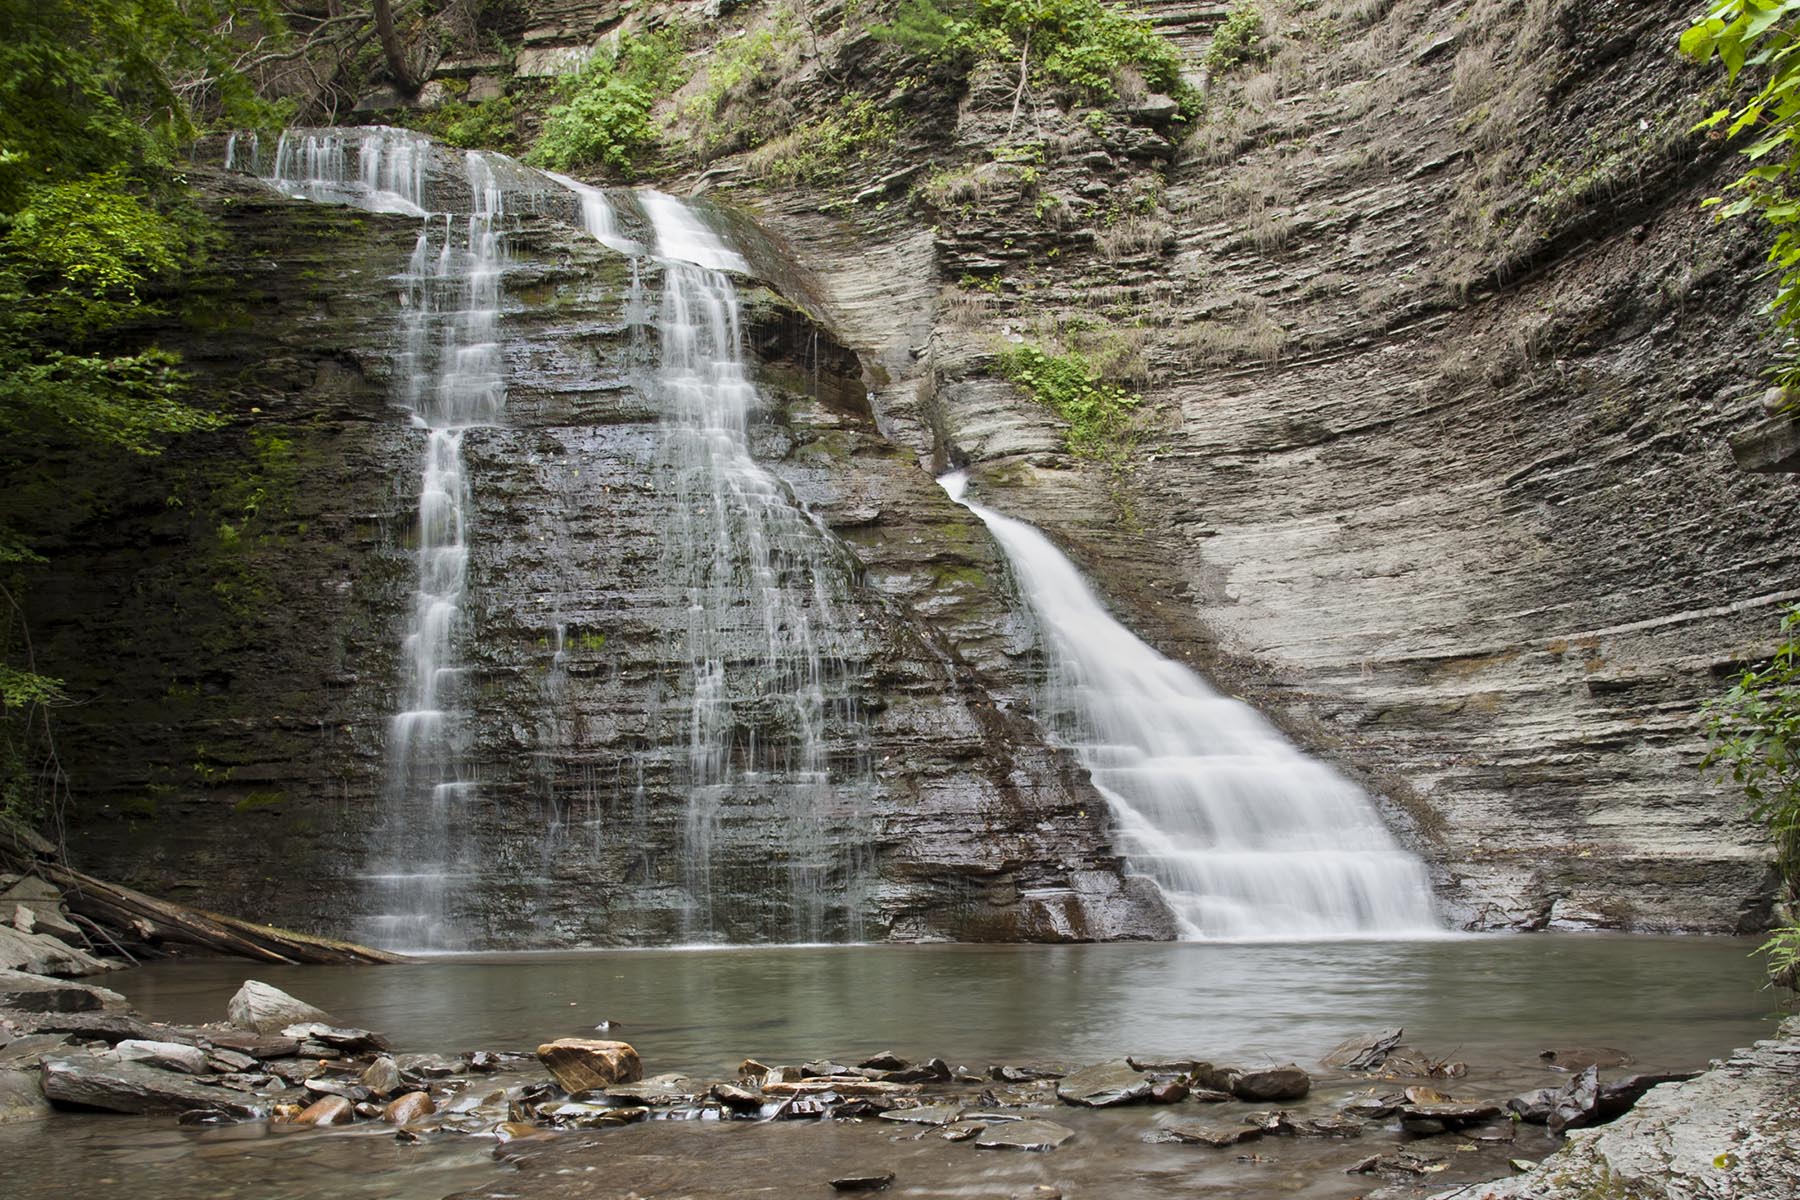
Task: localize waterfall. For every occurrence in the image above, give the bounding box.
[942,472,1440,939]
[631,191,871,944]
[249,130,872,945]
[256,129,546,948]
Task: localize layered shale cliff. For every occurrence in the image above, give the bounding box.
[23,0,1800,940]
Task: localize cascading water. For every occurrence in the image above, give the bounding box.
[942,472,1441,939]
[630,190,871,943]
[255,128,542,948]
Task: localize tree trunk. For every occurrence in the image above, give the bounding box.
[372,0,423,95]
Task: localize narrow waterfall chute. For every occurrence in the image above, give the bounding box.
[941,471,1442,940]
[633,189,872,944]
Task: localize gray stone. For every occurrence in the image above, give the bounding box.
[359,1056,401,1096]
[1055,1060,1153,1107]
[40,1053,269,1118]
[975,1119,1075,1151]
[877,1102,961,1126]
[282,1022,389,1054]
[0,927,111,978]
[1436,1018,1800,1200]
[0,968,127,1013]
[115,1039,209,1075]
[0,878,82,940]
[227,980,333,1034]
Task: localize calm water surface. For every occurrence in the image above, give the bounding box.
[0,936,1783,1200]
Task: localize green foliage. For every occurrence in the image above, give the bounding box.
[1703,602,1800,987]
[995,343,1140,460]
[1204,3,1272,76]
[874,0,1198,115]
[414,93,520,152]
[746,96,899,186]
[1683,1,1800,387]
[0,0,262,829]
[528,29,690,176]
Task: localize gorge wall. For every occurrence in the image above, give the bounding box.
[24,0,1800,940]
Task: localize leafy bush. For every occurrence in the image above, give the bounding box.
[1703,603,1800,987]
[995,343,1140,461]
[1204,3,1272,76]
[1682,2,1800,389]
[528,29,690,176]
[415,93,520,151]
[744,96,898,186]
[874,0,1198,116]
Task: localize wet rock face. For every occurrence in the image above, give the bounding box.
[34,166,1171,947]
[749,0,1798,933]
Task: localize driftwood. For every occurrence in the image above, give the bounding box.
[0,818,405,965]
[39,862,409,966]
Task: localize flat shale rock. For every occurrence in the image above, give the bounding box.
[1324,1029,1403,1072]
[975,1119,1075,1151]
[877,1103,961,1126]
[1232,1064,1311,1102]
[0,968,127,1013]
[0,926,111,978]
[40,1053,269,1118]
[535,1038,642,1092]
[114,1039,209,1075]
[1055,1060,1153,1107]
[828,1170,894,1192]
[1162,1120,1264,1148]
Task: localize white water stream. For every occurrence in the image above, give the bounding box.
[633,190,870,943]
[264,129,540,947]
[943,472,1441,938]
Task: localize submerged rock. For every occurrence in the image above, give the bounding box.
[1163,1120,1264,1148]
[1324,1029,1404,1072]
[1055,1060,1153,1107]
[975,1119,1074,1151]
[877,1102,961,1126]
[0,1067,50,1124]
[226,980,333,1034]
[536,1039,642,1092]
[828,1170,895,1192]
[383,1091,435,1124]
[291,1094,354,1126]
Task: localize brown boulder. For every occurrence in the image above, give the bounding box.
[383,1090,435,1124]
[535,1038,642,1092]
[291,1094,354,1126]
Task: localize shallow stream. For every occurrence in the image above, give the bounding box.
[1,936,1782,1199]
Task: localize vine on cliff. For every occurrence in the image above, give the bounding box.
[1683,1,1800,392]
[1703,603,1800,988]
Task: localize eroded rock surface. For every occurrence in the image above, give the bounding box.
[1444,1018,1800,1200]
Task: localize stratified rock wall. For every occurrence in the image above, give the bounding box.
[742,0,1795,931]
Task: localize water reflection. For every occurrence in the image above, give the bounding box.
[110,936,1776,1074]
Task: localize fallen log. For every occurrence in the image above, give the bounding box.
[0,823,405,966]
[39,863,409,965]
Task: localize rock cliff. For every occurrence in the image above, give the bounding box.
[24,0,1800,940]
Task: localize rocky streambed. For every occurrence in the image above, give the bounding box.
[1,962,1788,1200]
